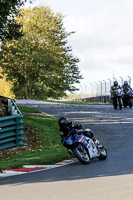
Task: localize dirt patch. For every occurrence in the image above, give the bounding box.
[0,123,41,158]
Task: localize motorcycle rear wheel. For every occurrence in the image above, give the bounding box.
[128,99,132,108]
[73,144,90,164]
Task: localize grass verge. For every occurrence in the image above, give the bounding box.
[0,107,73,171]
[18,105,41,113]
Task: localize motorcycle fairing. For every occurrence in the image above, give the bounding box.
[64,133,99,159]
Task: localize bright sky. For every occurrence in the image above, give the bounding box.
[24,0,133,88]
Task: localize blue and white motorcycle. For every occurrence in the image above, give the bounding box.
[62,129,107,164]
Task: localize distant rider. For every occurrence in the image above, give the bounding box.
[110,81,122,109]
[110,81,121,95]
[122,81,132,93]
[110,80,121,98]
[121,81,133,108]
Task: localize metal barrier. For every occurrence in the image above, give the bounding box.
[85,95,111,103]
[8,99,22,115]
[0,97,23,150]
[74,95,133,104]
[74,95,111,103]
[79,77,132,98]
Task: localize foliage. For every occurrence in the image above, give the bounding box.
[0,6,82,99]
[0,0,33,40]
[0,67,15,98]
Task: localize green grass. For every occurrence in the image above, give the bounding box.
[0,114,73,171]
[18,105,41,113]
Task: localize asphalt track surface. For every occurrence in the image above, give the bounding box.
[1,100,133,200]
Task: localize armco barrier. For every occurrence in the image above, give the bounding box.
[0,98,23,150]
[74,95,133,104]
[75,95,111,103]
[86,95,111,103]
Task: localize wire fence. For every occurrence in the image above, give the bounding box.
[79,77,132,98]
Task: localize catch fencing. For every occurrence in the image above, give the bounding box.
[79,77,132,99]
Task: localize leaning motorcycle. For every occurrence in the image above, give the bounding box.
[61,129,107,164]
[122,87,133,108]
[111,88,123,110]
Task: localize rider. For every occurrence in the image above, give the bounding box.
[122,81,132,93]
[121,81,133,107]
[110,80,121,95]
[58,117,97,153]
[110,81,122,109]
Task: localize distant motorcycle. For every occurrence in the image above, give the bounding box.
[111,88,123,110]
[62,129,107,164]
[122,87,133,108]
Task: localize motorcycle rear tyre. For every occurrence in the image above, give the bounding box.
[129,99,132,108]
[73,144,90,164]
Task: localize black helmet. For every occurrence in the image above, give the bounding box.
[124,81,128,86]
[114,81,118,87]
[58,117,69,128]
[83,129,94,139]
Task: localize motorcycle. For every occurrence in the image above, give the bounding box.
[111,88,123,110]
[62,129,107,164]
[122,87,133,108]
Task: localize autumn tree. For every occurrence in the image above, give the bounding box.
[0,67,15,98]
[0,6,82,99]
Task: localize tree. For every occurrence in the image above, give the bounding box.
[0,67,15,98]
[0,0,33,40]
[0,6,82,99]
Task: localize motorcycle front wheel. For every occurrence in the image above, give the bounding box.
[118,98,122,110]
[73,144,90,164]
[98,147,107,160]
[113,98,117,109]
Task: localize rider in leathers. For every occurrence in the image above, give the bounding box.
[122,81,133,107]
[110,81,121,109]
[58,117,98,154]
[122,81,132,93]
[110,81,121,96]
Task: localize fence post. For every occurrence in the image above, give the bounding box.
[128,76,131,85]
[16,116,23,146]
[103,80,106,95]
[99,81,102,96]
